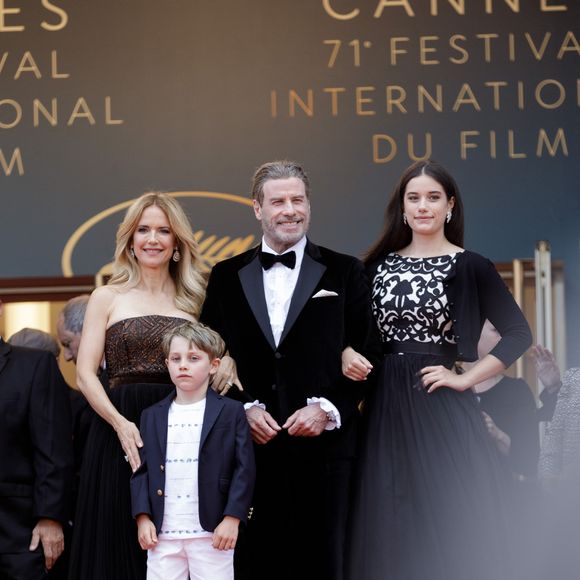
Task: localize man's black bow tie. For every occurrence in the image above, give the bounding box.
[259,250,296,270]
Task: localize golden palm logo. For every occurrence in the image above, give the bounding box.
[61,192,257,278]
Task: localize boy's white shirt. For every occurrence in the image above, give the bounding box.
[159,399,212,539]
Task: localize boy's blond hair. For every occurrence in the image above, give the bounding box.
[162,322,225,361]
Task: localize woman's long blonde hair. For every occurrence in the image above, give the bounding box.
[108,192,205,317]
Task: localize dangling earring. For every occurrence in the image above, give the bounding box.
[403,214,407,225]
[130,247,135,258]
[172,249,181,262]
[446,210,452,224]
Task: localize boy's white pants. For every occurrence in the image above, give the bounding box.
[147,537,233,580]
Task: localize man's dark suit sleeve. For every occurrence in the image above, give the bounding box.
[200,266,232,368]
[200,266,255,403]
[200,267,223,335]
[29,352,73,524]
[224,404,256,522]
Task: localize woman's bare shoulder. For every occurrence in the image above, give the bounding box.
[86,285,124,322]
[90,285,119,305]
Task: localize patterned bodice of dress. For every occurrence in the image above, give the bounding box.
[105,315,188,388]
[371,253,458,345]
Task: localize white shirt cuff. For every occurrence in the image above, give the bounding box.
[307,397,341,430]
[244,400,266,411]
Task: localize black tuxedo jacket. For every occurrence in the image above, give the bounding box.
[200,240,380,459]
[0,340,73,553]
[130,388,255,533]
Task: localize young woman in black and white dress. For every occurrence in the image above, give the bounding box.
[344,160,532,580]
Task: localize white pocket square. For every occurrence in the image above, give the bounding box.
[312,289,339,299]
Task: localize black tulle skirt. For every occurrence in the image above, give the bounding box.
[69,382,173,580]
[347,352,514,580]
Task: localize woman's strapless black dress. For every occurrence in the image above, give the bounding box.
[69,315,186,580]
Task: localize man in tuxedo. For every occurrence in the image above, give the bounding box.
[201,160,379,580]
[0,300,73,580]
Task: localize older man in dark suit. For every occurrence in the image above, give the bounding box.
[201,160,379,580]
[0,300,73,580]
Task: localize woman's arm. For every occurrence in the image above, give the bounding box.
[478,257,532,367]
[423,255,532,393]
[76,287,143,471]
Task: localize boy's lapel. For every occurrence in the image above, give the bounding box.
[153,394,174,459]
[200,389,225,450]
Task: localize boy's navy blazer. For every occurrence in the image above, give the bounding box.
[130,387,255,533]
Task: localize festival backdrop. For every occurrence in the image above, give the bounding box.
[1,0,579,360]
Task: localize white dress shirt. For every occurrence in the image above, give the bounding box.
[261,236,306,347]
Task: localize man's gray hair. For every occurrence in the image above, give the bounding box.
[61,295,90,334]
[251,160,311,205]
[8,328,61,358]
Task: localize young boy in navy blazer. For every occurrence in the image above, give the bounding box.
[130,322,255,580]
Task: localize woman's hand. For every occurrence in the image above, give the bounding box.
[342,346,373,381]
[420,365,470,393]
[114,417,143,472]
[211,355,243,395]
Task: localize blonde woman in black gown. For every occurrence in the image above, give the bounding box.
[69,193,205,579]
[345,161,532,580]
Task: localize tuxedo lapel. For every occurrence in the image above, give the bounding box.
[200,389,225,450]
[279,242,326,345]
[238,253,277,350]
[0,340,10,375]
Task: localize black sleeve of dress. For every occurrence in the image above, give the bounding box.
[477,257,532,367]
[344,258,383,369]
